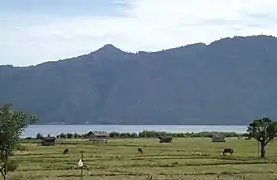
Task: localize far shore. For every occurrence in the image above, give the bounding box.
[21,130,248,139]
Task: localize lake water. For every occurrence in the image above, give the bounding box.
[21,125,247,138]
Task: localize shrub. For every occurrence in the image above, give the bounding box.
[59,133,66,139]
[36,133,43,139]
[66,133,73,139]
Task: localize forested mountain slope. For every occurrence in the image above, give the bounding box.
[1,35,277,125]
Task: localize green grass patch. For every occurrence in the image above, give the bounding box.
[7,138,277,180]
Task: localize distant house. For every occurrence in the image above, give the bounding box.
[211,134,226,142]
[158,136,172,143]
[41,137,56,146]
[87,131,109,143]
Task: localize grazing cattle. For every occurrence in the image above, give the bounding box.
[223,148,233,155]
[138,148,144,154]
[245,137,251,140]
[158,136,172,143]
[63,148,69,155]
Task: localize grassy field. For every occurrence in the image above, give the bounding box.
[8,138,277,180]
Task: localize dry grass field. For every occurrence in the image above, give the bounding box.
[7,138,277,180]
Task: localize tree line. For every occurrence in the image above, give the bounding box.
[34,131,247,140]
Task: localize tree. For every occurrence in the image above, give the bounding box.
[0,104,37,180]
[247,117,277,158]
[66,133,73,139]
[59,133,66,139]
[36,133,42,140]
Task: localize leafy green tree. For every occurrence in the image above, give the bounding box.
[130,133,138,138]
[109,132,120,138]
[66,133,73,139]
[247,117,277,158]
[59,133,66,139]
[36,133,43,139]
[0,104,37,179]
[73,133,79,139]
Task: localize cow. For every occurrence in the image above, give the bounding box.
[63,148,69,155]
[223,148,234,155]
[138,148,144,154]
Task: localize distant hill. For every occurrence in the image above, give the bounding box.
[1,35,277,125]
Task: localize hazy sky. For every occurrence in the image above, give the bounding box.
[1,0,277,66]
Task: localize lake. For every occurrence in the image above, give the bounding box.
[21,125,247,138]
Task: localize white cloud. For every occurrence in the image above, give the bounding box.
[1,0,277,66]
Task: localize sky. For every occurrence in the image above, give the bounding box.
[1,0,277,66]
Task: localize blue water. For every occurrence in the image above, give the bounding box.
[21,125,247,138]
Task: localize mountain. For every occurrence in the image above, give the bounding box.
[1,35,277,125]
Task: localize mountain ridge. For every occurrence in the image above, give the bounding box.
[1,34,276,68]
[1,34,277,125]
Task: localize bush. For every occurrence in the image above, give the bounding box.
[59,133,66,139]
[131,133,138,138]
[73,133,80,138]
[109,132,120,138]
[66,133,73,139]
[14,144,28,151]
[7,159,18,172]
[36,133,43,139]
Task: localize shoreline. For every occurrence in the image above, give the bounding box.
[22,130,248,139]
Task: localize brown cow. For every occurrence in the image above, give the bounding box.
[63,148,69,155]
[223,148,234,155]
[138,148,144,154]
